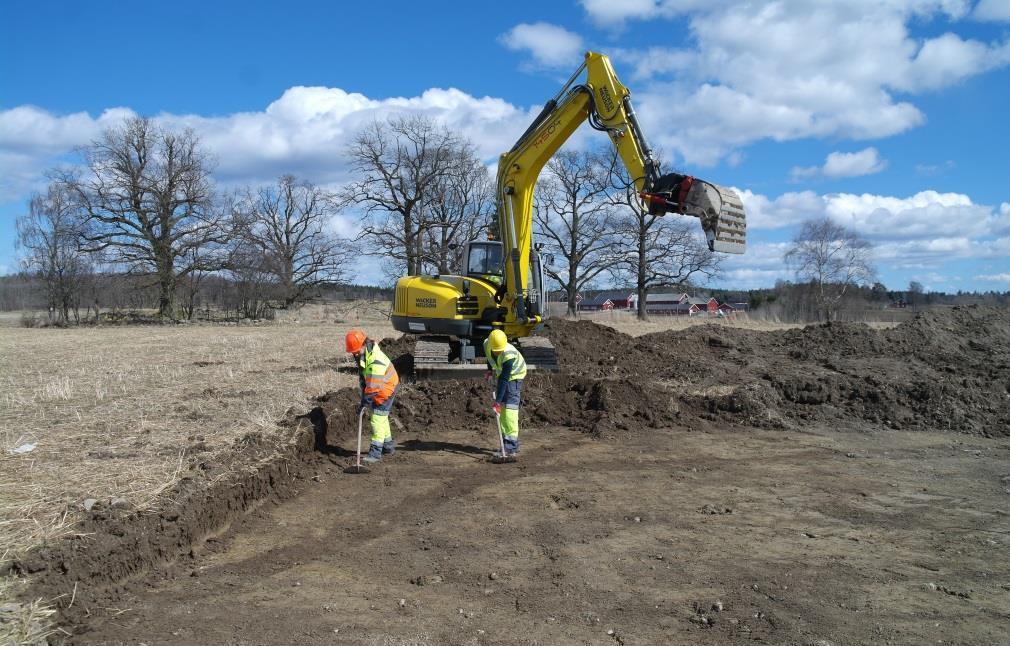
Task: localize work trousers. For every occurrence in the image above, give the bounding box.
[499,380,522,454]
[367,385,398,458]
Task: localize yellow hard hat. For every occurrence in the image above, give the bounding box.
[489,329,508,352]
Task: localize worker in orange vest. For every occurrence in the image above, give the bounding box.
[345,330,400,463]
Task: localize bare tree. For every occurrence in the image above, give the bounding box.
[234,175,350,306]
[610,166,722,320]
[420,145,495,274]
[784,216,875,321]
[907,280,924,308]
[534,149,622,316]
[16,182,93,324]
[225,245,276,319]
[343,115,469,277]
[59,117,228,319]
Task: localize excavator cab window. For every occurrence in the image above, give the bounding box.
[465,241,504,284]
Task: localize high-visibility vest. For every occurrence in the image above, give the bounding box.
[483,339,527,381]
[359,341,399,404]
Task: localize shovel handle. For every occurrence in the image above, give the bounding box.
[356,407,365,467]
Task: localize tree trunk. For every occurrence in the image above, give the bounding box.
[158,262,176,320]
[566,256,579,316]
[637,225,648,321]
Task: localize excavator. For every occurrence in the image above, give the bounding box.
[391,51,747,375]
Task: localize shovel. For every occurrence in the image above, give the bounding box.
[490,409,516,464]
[344,407,370,474]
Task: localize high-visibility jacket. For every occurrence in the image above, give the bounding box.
[484,339,527,381]
[358,340,399,406]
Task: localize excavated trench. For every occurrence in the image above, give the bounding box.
[18,305,1010,633]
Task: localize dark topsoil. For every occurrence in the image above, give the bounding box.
[16,305,1010,638]
[544,305,1010,437]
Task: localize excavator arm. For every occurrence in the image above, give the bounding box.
[496,51,746,331]
[390,51,746,374]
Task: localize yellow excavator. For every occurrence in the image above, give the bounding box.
[391,51,746,374]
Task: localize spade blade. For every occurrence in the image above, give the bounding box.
[343,464,371,474]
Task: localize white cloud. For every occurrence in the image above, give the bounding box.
[498,23,585,69]
[0,87,537,200]
[823,190,1010,240]
[974,0,1010,21]
[744,188,1009,241]
[0,106,137,200]
[977,273,1010,284]
[915,160,955,176]
[0,105,136,154]
[720,241,795,288]
[579,0,708,25]
[898,32,1010,91]
[791,148,888,181]
[737,189,824,230]
[734,187,1010,282]
[573,2,1010,165]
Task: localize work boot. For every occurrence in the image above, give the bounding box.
[364,442,382,463]
[503,437,519,455]
[382,439,396,455]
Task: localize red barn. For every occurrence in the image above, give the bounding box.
[580,290,634,311]
[687,296,719,314]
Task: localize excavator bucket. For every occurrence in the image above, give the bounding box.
[687,182,747,255]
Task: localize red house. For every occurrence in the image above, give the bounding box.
[687,296,719,314]
[579,290,634,311]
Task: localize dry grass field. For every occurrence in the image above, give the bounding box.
[1,303,393,568]
[3,306,920,642]
[0,305,895,568]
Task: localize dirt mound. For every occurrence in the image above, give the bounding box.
[377,334,416,377]
[545,307,1010,436]
[314,372,681,441]
[20,306,1010,637]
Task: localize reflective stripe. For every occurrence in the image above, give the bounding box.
[505,403,519,410]
[359,341,399,404]
[484,340,527,381]
[502,349,527,380]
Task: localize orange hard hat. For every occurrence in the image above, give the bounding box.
[345,329,366,354]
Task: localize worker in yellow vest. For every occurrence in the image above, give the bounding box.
[483,329,527,459]
[345,330,399,463]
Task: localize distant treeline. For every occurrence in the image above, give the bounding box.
[0,272,392,324]
[565,281,1010,321]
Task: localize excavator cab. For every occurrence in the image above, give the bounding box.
[463,241,504,284]
[461,239,549,319]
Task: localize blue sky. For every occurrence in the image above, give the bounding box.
[2,0,1010,291]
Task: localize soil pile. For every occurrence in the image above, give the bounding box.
[315,372,680,441]
[326,306,1010,438]
[545,306,1010,436]
[20,306,1009,637]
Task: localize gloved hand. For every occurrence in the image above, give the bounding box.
[492,402,502,415]
[357,399,370,415]
[484,370,493,383]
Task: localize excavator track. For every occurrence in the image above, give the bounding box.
[412,336,558,379]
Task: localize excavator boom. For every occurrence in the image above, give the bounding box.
[391,51,747,375]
